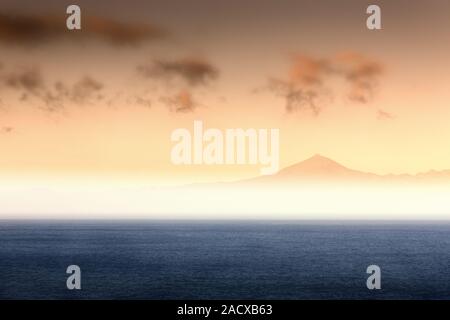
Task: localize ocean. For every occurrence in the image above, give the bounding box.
[0,221,449,299]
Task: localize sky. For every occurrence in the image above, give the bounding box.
[0,1,450,217]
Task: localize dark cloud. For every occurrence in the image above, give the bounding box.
[138,56,218,113]
[266,78,323,115]
[83,16,167,46]
[0,13,167,47]
[266,52,383,114]
[265,55,331,114]
[2,67,44,92]
[160,90,198,113]
[0,66,50,109]
[0,13,61,45]
[39,76,104,111]
[0,64,105,112]
[138,57,219,87]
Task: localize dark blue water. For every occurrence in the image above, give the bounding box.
[0,221,449,299]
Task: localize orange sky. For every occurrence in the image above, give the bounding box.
[1,0,450,186]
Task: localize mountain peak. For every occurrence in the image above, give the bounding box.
[233,154,450,185]
[305,153,338,164]
[276,154,362,178]
[295,154,347,169]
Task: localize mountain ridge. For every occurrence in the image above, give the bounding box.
[237,154,450,185]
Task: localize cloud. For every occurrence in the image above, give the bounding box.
[0,63,156,114]
[377,109,395,120]
[0,64,105,112]
[160,90,198,113]
[138,57,219,87]
[70,76,104,103]
[288,55,330,86]
[266,52,383,114]
[134,96,152,109]
[40,77,104,111]
[265,54,331,114]
[333,52,383,104]
[0,13,167,47]
[138,56,219,113]
[0,126,13,134]
[266,78,324,115]
[2,66,44,92]
[0,66,51,109]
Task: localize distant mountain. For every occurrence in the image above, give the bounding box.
[416,169,450,179]
[275,154,378,179]
[238,154,450,185]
